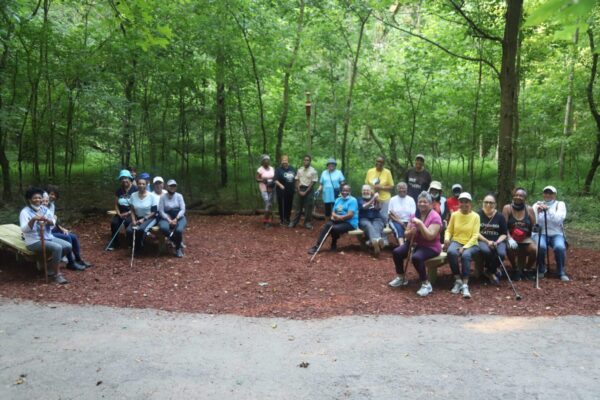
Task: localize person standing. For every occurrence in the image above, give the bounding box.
[256,155,276,228]
[317,158,345,218]
[444,192,480,299]
[445,183,462,220]
[404,154,432,202]
[274,155,296,226]
[289,155,318,229]
[364,156,394,217]
[532,185,569,281]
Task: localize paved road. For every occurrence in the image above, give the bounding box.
[1,299,599,399]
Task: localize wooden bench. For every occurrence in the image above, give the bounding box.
[0,224,52,272]
[107,211,165,253]
[425,251,484,284]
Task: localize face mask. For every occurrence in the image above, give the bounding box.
[545,199,556,207]
[512,202,525,211]
[30,204,41,212]
[430,193,440,200]
[341,192,349,199]
[362,194,372,200]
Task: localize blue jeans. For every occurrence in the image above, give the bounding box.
[447,241,480,278]
[389,221,406,240]
[535,234,567,276]
[159,217,187,249]
[478,241,507,274]
[26,238,72,274]
[359,217,385,242]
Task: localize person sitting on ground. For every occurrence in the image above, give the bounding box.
[358,185,386,257]
[126,177,158,254]
[275,155,296,226]
[502,187,537,281]
[44,188,92,270]
[256,154,275,228]
[532,185,569,281]
[477,193,507,285]
[388,191,442,297]
[444,192,480,299]
[365,155,394,218]
[151,176,167,204]
[404,154,432,202]
[387,182,416,246]
[445,184,462,218]
[20,187,72,284]
[308,184,358,254]
[289,155,318,229]
[158,179,187,258]
[108,169,138,251]
[317,158,345,218]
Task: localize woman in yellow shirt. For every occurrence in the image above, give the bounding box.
[443,192,480,299]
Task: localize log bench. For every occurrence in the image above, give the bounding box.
[425,252,484,284]
[0,224,52,272]
[107,211,165,254]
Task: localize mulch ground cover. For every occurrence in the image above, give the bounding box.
[1,215,599,318]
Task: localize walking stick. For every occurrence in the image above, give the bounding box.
[309,223,335,264]
[130,226,137,268]
[544,209,550,274]
[403,235,415,276]
[40,221,48,283]
[535,225,542,290]
[105,218,126,251]
[495,249,522,301]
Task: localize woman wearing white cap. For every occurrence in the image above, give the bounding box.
[158,180,187,258]
[256,155,275,228]
[444,192,480,299]
[151,176,167,204]
[532,186,569,281]
[316,158,345,218]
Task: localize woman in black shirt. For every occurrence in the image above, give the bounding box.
[478,193,508,285]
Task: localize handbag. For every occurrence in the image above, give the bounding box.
[329,172,340,198]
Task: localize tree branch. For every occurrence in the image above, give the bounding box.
[448,0,503,43]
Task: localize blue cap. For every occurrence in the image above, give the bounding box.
[326,158,337,166]
[117,169,134,180]
[139,172,151,180]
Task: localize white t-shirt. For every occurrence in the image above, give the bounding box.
[129,191,157,218]
[388,195,416,223]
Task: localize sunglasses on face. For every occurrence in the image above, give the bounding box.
[483,201,495,205]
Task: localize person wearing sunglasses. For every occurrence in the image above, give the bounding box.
[477,193,507,285]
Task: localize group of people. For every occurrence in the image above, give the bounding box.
[19,168,187,284]
[108,169,187,258]
[259,154,568,299]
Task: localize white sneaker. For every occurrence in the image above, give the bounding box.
[450,279,463,294]
[462,284,471,299]
[560,275,570,282]
[388,276,409,288]
[417,283,433,297]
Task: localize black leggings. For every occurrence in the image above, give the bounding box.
[315,220,353,247]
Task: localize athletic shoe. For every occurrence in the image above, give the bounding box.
[451,279,463,294]
[66,262,86,271]
[304,223,313,230]
[307,246,318,255]
[416,283,433,297]
[330,242,337,252]
[288,222,297,228]
[52,274,69,284]
[388,276,409,288]
[106,246,115,251]
[264,223,272,229]
[560,274,570,282]
[372,240,380,257]
[512,270,523,281]
[76,259,92,268]
[462,284,471,299]
[484,271,500,286]
[378,238,385,250]
[537,272,545,279]
[176,248,184,258]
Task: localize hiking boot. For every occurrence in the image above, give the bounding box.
[388,276,409,288]
[53,274,69,284]
[66,262,86,271]
[304,223,313,230]
[524,270,537,281]
[176,248,184,258]
[307,246,318,255]
[330,242,337,252]
[462,284,471,299]
[484,271,499,286]
[288,222,297,228]
[560,274,570,282]
[451,279,463,294]
[416,283,433,297]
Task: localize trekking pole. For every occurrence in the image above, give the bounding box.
[309,223,335,264]
[495,249,522,301]
[535,226,542,290]
[105,218,126,251]
[403,235,415,275]
[544,209,550,274]
[130,226,138,268]
[40,221,49,283]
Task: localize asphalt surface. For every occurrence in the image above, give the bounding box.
[1,299,599,399]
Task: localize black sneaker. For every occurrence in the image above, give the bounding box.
[330,242,337,252]
[512,270,523,281]
[66,262,86,271]
[76,259,92,268]
[307,246,318,255]
[175,248,184,258]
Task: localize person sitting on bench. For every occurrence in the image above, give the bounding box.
[108,169,137,251]
[358,185,386,256]
[126,176,158,254]
[477,193,507,285]
[388,191,442,297]
[444,192,480,299]
[43,189,91,271]
[502,187,537,281]
[532,185,569,281]
[158,179,187,258]
[308,184,358,254]
[20,187,72,284]
[387,182,416,246]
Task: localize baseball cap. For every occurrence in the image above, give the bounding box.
[429,181,443,191]
[415,154,425,162]
[167,179,177,186]
[452,184,463,192]
[153,176,164,184]
[458,192,472,201]
[326,158,337,166]
[543,185,557,194]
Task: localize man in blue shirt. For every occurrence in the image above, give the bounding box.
[308,184,358,254]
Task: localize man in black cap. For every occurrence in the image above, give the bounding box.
[404,154,432,202]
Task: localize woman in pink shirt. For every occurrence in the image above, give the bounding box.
[256,154,275,228]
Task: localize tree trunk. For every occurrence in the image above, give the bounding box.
[583,29,600,195]
[496,0,523,207]
[122,61,136,167]
[470,58,483,193]
[559,28,579,180]
[275,0,305,161]
[215,50,227,187]
[341,10,371,177]
[0,18,13,200]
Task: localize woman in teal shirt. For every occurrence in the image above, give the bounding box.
[317,158,345,217]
